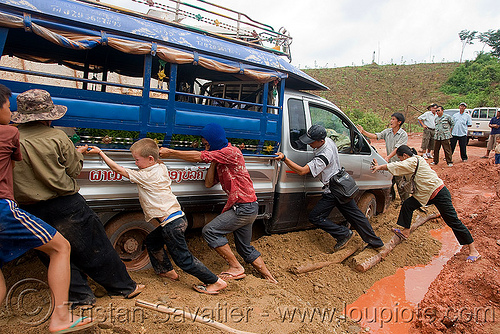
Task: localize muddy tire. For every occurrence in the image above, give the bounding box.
[105,212,157,271]
[357,193,377,220]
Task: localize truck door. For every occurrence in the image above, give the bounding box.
[269,97,309,232]
[302,100,364,223]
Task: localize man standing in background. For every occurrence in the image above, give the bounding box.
[450,102,472,162]
[418,103,437,159]
[431,106,455,167]
[482,109,500,159]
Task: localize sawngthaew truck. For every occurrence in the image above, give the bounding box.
[0,0,392,270]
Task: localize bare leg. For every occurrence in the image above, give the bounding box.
[213,244,245,276]
[251,256,278,284]
[0,270,6,304]
[36,232,91,331]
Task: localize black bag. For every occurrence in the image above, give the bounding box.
[329,167,359,200]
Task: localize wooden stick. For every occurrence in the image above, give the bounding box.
[353,213,440,272]
[290,244,361,274]
[135,299,257,334]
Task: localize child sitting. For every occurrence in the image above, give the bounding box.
[88,139,226,294]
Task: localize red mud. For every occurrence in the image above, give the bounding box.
[376,133,500,334]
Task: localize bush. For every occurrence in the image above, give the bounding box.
[442,53,500,107]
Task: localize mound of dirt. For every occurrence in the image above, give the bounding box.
[410,160,500,334]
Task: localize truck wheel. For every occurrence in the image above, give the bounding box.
[105,212,157,271]
[357,193,377,220]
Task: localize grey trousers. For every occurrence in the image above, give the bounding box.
[202,201,261,263]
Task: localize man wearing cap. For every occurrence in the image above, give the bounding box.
[450,102,472,162]
[418,103,437,159]
[11,89,144,307]
[357,113,409,202]
[431,106,455,166]
[160,123,277,283]
[275,124,384,251]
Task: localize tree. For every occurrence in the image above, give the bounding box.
[459,29,477,63]
[478,29,500,58]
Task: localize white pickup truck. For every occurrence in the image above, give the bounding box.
[468,107,499,141]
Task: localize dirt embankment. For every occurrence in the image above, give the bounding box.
[1,133,499,334]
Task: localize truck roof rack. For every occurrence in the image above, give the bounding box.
[81,0,293,61]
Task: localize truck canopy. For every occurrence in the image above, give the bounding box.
[0,0,327,91]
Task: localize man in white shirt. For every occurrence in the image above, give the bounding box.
[418,103,437,159]
[357,113,409,202]
[450,102,472,161]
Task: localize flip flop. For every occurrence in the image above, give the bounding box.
[218,272,246,280]
[193,284,220,295]
[50,316,94,333]
[392,228,408,241]
[125,284,145,299]
[466,254,482,263]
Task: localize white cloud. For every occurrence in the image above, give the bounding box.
[100,0,500,68]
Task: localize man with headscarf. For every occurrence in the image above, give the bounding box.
[160,123,277,283]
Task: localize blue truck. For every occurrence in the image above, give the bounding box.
[0,0,392,270]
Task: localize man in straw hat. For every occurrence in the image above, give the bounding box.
[11,89,144,307]
[0,84,94,332]
[418,103,437,159]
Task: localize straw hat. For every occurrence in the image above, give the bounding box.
[11,89,67,123]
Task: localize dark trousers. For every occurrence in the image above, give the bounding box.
[433,139,453,164]
[396,187,473,245]
[145,216,218,285]
[21,193,136,303]
[309,192,384,248]
[450,135,468,161]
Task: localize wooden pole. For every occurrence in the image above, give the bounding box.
[135,299,258,334]
[290,243,362,274]
[353,213,440,272]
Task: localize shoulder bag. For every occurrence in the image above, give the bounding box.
[398,157,420,194]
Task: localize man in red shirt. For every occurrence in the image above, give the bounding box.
[160,123,277,283]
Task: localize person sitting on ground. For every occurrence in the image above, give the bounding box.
[160,123,278,283]
[482,109,500,159]
[370,145,481,262]
[88,139,227,295]
[11,89,144,306]
[357,112,410,202]
[0,84,93,333]
[275,124,385,251]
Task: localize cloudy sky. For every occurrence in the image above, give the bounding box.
[103,0,500,68]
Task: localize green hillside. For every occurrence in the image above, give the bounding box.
[304,62,460,132]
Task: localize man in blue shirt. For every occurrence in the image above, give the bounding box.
[482,109,500,158]
[450,102,472,161]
